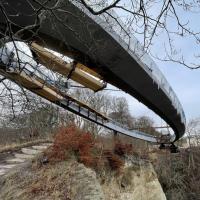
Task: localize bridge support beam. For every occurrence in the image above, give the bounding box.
[30,42,106,92]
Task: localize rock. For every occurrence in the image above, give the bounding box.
[6,158,25,164]
[32,145,49,150]
[69,163,104,200]
[102,158,167,200]
[0,155,166,200]
[21,148,42,155]
[14,153,34,159]
[0,169,6,175]
[0,164,16,169]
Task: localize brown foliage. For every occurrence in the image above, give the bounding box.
[104,150,124,171]
[46,125,125,173]
[47,125,96,167]
[114,142,133,156]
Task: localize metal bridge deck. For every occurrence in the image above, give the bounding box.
[0,63,157,143]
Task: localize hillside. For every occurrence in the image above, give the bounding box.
[0,125,166,200]
[0,155,166,200]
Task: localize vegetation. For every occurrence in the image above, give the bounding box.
[0,88,159,149]
[153,118,200,200]
[0,124,155,200]
[153,147,200,200]
[2,85,200,199]
[45,125,137,173]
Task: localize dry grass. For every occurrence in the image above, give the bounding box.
[152,147,200,200]
[0,160,72,200]
[0,157,104,200]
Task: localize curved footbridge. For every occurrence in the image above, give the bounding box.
[0,0,186,143]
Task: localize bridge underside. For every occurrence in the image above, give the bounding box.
[0,0,186,141]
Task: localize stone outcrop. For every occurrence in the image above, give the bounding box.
[102,156,166,200]
[0,156,166,200]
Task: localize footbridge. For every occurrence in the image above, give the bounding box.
[0,0,186,144]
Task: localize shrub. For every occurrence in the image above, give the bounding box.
[114,142,133,156]
[104,150,124,171]
[46,125,128,173]
[46,125,97,167]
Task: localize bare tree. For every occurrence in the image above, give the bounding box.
[134,116,158,135]
[0,0,199,131]
[74,0,200,69]
[184,118,200,170]
[0,0,199,67]
[109,97,135,129]
[70,87,111,135]
[186,118,200,147]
